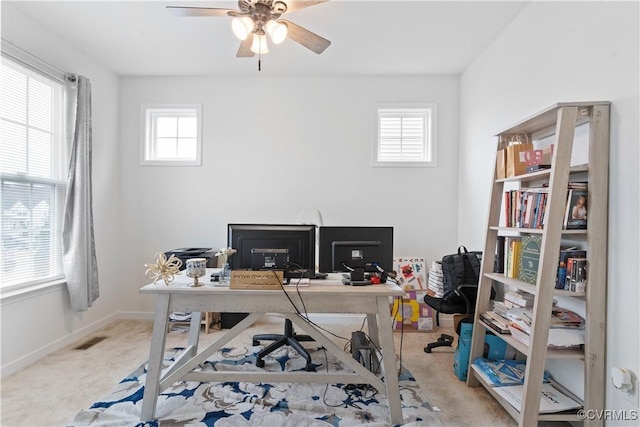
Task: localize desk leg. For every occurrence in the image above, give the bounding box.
[367,313,379,347]
[376,296,403,425]
[141,293,170,421]
[187,311,201,355]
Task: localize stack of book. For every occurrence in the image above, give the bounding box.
[427,261,445,297]
[508,305,585,348]
[481,291,534,335]
[504,290,534,309]
[480,307,511,334]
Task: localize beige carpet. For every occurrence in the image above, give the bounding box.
[1,316,520,426]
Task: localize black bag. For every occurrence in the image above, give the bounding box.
[441,246,482,298]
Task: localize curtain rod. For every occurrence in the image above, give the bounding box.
[1,38,76,83]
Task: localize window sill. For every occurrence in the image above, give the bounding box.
[0,279,67,305]
[371,161,437,168]
[139,160,202,166]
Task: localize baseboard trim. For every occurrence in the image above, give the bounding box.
[0,312,119,378]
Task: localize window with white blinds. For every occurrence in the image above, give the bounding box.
[373,105,437,167]
[1,56,66,290]
[140,104,202,166]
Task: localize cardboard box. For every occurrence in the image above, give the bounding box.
[506,143,534,177]
[496,148,507,179]
[229,270,283,290]
[454,322,474,381]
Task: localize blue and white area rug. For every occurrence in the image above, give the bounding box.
[70,346,443,426]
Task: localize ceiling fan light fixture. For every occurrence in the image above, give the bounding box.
[231,16,254,40]
[250,33,269,54]
[265,20,287,44]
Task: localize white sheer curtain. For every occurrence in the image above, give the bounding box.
[62,75,99,311]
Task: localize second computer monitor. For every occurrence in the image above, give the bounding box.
[318,226,394,274]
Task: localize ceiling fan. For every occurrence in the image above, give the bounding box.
[167,1,331,60]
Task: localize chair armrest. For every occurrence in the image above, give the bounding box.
[453,284,477,313]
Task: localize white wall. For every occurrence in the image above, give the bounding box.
[1,4,123,375]
[459,0,639,418]
[118,75,460,314]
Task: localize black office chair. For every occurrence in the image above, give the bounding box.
[423,283,488,353]
[253,318,316,371]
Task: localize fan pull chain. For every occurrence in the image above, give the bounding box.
[258,51,262,71]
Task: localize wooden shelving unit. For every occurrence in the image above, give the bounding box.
[466,102,609,426]
[168,312,218,334]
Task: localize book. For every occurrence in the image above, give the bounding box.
[569,258,587,292]
[526,164,551,173]
[506,237,523,278]
[564,188,588,230]
[495,236,505,273]
[564,257,587,291]
[493,383,582,414]
[518,235,542,284]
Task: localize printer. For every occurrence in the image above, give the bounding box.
[164,247,217,270]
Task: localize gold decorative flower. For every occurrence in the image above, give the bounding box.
[145,252,182,285]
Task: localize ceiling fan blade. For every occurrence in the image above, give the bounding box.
[285,1,329,13]
[238,1,252,12]
[280,19,331,54]
[237,35,255,57]
[166,6,235,17]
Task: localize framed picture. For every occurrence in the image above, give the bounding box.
[393,257,427,290]
[390,257,433,331]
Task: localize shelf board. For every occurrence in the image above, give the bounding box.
[479,319,529,355]
[495,101,608,135]
[496,163,589,183]
[471,365,582,423]
[478,320,584,360]
[484,273,586,297]
[490,226,587,236]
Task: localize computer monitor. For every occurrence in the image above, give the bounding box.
[318,226,394,274]
[227,224,317,278]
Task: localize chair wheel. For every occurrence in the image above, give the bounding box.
[252,340,260,346]
[256,359,265,368]
[306,364,316,372]
[424,346,432,353]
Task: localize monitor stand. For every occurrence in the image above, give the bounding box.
[341,269,371,286]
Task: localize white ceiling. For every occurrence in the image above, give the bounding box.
[4,0,530,76]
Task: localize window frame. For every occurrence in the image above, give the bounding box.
[1,41,68,294]
[371,103,438,168]
[140,104,203,166]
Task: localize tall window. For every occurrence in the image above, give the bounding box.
[141,104,202,166]
[1,55,66,290]
[373,105,437,167]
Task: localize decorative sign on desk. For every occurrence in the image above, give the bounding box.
[229,270,284,290]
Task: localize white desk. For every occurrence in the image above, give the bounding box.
[139,273,406,424]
